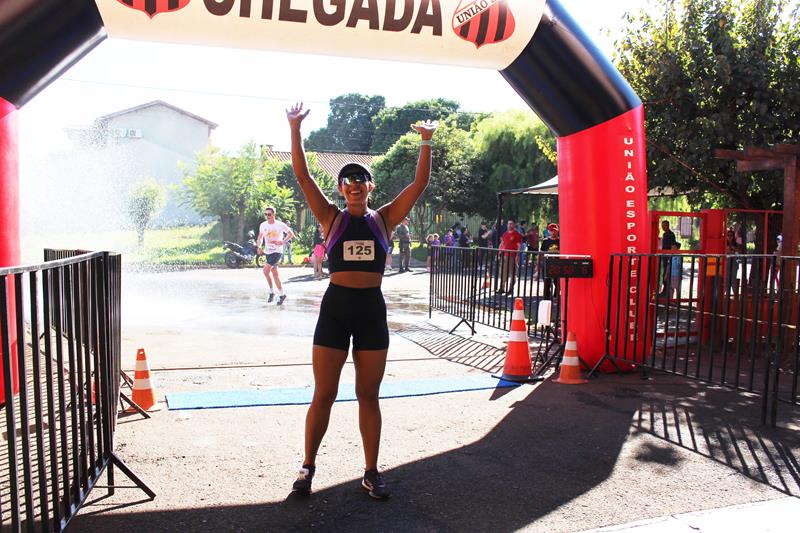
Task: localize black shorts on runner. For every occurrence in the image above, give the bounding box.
[313,283,390,351]
[265,252,281,266]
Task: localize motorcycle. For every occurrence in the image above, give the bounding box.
[223,231,264,268]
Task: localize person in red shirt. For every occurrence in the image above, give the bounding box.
[498,219,524,294]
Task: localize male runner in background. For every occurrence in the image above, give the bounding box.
[257,206,295,305]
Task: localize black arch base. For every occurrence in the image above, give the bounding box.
[0,0,106,109]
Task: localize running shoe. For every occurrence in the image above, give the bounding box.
[277,294,287,305]
[267,293,275,303]
[292,465,315,493]
[362,469,390,499]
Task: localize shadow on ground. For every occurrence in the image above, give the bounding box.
[631,381,800,495]
[396,322,508,375]
[71,369,800,532]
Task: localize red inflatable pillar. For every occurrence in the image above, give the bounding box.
[557,106,651,369]
[0,98,20,402]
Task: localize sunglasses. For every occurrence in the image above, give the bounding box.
[339,173,372,185]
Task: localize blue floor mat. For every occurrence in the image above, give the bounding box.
[166,374,519,410]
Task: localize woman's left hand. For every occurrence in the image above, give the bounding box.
[411,120,438,140]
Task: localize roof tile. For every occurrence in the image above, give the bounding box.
[265,150,374,178]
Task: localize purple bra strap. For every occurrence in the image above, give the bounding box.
[365,209,389,253]
[323,210,350,251]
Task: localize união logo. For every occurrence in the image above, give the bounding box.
[116,0,192,19]
[452,0,515,48]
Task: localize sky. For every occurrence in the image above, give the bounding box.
[18,0,651,157]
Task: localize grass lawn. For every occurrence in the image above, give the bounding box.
[22,224,232,268]
[132,224,225,266]
[22,224,419,268]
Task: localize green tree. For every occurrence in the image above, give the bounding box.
[467,110,557,221]
[371,122,476,240]
[275,152,337,230]
[305,93,385,153]
[370,98,463,154]
[247,165,296,238]
[181,141,295,242]
[616,0,800,210]
[127,178,165,246]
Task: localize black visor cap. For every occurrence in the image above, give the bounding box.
[337,162,373,181]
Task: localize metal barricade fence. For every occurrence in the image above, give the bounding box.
[429,245,560,340]
[598,253,799,425]
[2,251,153,532]
[771,256,800,423]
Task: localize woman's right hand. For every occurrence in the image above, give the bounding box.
[286,102,310,128]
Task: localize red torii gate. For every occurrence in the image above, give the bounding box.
[715,144,800,264]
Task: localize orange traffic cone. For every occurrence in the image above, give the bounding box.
[496,298,539,382]
[554,332,588,384]
[127,348,159,411]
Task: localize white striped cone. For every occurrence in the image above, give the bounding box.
[127,348,159,411]
[554,332,588,384]
[500,298,533,381]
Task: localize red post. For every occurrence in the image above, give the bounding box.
[0,98,20,402]
[558,106,651,369]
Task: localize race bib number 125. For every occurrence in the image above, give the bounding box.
[343,240,375,261]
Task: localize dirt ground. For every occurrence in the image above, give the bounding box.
[68,267,799,532]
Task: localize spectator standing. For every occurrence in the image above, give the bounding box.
[281,236,294,264]
[458,228,472,248]
[661,219,677,250]
[425,233,438,272]
[518,221,528,248]
[725,228,742,295]
[540,223,560,254]
[442,229,456,270]
[443,229,456,247]
[498,219,523,294]
[540,223,560,300]
[312,222,326,280]
[497,219,506,243]
[491,222,501,248]
[452,221,463,240]
[669,242,683,299]
[476,222,489,248]
[659,220,676,296]
[395,217,412,272]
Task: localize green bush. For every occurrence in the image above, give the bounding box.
[295,223,317,251]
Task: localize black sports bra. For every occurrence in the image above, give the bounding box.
[324,209,389,274]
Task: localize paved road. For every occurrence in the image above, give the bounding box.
[66,266,799,533]
[121,265,431,369]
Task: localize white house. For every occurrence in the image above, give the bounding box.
[23,100,217,238]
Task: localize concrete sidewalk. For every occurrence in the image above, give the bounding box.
[69,268,798,532]
[586,497,800,532]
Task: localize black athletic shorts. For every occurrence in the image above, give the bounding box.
[313,283,389,351]
[265,252,281,266]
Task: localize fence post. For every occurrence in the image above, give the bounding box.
[468,247,478,334]
[768,256,786,427]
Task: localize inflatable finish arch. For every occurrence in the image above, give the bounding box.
[0,0,650,368]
